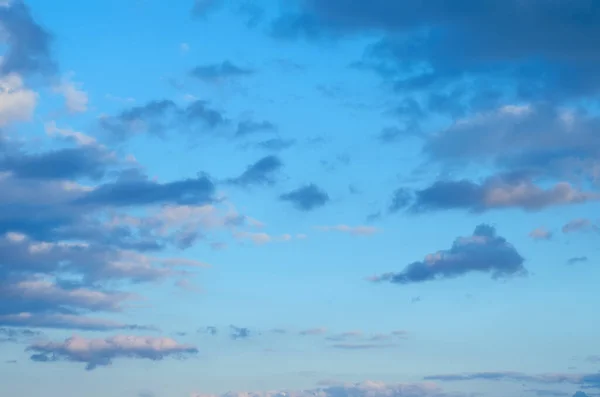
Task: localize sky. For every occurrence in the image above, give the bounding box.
[0,0,599,396]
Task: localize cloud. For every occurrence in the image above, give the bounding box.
[99,99,228,141]
[567,256,588,265]
[388,188,412,213]
[229,325,251,340]
[424,371,600,389]
[562,219,599,234]
[331,343,395,350]
[529,228,553,241]
[271,1,600,105]
[53,76,88,113]
[0,0,55,77]
[190,61,253,83]
[228,156,283,187]
[75,172,216,207]
[192,380,450,397]
[0,73,37,126]
[410,173,598,213]
[236,120,276,137]
[372,224,526,285]
[421,104,600,182]
[315,225,379,236]
[0,326,41,343]
[27,335,198,370]
[299,327,327,336]
[192,0,224,18]
[280,184,330,211]
[252,138,296,152]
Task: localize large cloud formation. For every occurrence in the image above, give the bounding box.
[372,224,526,285]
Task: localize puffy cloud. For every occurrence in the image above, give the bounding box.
[0,73,37,126]
[315,225,379,236]
[280,184,330,211]
[372,224,526,285]
[27,335,198,370]
[53,76,88,113]
[529,228,553,241]
[192,380,450,397]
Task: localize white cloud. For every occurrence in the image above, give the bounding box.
[53,75,88,113]
[0,73,37,126]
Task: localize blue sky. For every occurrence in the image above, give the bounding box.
[1,0,599,396]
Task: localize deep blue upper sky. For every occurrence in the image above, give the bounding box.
[1,1,599,396]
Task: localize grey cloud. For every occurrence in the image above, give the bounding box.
[299,327,327,336]
[192,0,224,18]
[567,256,588,265]
[236,120,276,137]
[388,188,412,213]
[0,327,41,343]
[422,104,600,183]
[75,173,216,207]
[373,224,526,285]
[0,0,56,77]
[191,61,253,82]
[228,155,283,187]
[280,184,330,211]
[229,325,251,340]
[411,173,598,213]
[272,1,600,103]
[425,371,600,389]
[236,2,265,28]
[100,99,228,141]
[562,219,599,234]
[252,138,296,152]
[0,146,115,181]
[27,335,198,370]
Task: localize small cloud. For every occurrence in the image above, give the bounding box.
[180,43,190,53]
[299,327,327,336]
[190,61,253,83]
[53,75,88,113]
[315,225,379,236]
[562,218,599,234]
[229,325,251,340]
[529,227,553,241]
[280,184,330,211]
[567,256,588,265]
